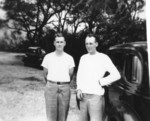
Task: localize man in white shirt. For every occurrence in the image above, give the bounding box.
[76,34,121,121]
[41,33,75,121]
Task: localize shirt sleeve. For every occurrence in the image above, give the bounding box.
[99,55,121,86]
[41,55,48,69]
[69,56,75,69]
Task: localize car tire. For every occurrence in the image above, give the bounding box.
[106,104,141,121]
[23,62,30,67]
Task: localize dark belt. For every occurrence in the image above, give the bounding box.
[48,80,70,85]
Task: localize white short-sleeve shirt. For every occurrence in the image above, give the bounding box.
[41,52,75,82]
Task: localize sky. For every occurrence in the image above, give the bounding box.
[0,0,5,19]
[146,0,150,76]
[0,9,6,19]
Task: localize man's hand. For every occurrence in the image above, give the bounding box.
[77,90,83,100]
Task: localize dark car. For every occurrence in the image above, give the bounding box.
[23,46,46,69]
[105,41,150,121]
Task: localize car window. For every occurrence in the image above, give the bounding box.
[124,54,142,84]
[109,52,142,85]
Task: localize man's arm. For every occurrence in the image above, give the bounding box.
[76,57,84,100]
[43,67,48,83]
[69,67,74,81]
[99,55,121,86]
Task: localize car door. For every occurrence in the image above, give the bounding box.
[107,48,150,121]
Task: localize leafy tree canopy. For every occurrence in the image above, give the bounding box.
[0,0,146,52]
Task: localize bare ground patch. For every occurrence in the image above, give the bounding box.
[0,52,79,121]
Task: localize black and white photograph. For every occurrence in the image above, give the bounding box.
[0,0,149,121]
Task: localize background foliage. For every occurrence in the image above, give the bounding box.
[0,0,146,56]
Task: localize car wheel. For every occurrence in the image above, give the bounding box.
[107,106,141,121]
[23,61,30,67]
[106,108,122,121]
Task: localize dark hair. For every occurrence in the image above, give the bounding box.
[54,33,65,41]
[55,33,64,38]
[86,34,97,42]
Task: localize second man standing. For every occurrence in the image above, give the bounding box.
[41,33,75,121]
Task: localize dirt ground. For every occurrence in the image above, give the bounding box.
[0,52,79,121]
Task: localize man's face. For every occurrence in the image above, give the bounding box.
[85,36,98,54]
[54,37,66,51]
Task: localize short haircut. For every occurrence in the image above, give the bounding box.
[55,33,64,38]
[86,34,97,42]
[54,33,65,41]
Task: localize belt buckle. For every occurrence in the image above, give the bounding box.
[57,82,60,84]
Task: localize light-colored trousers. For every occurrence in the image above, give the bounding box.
[79,93,105,121]
[44,82,71,121]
